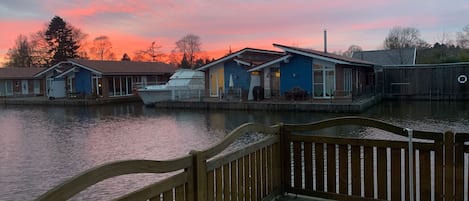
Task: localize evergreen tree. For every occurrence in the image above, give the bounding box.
[179,54,191,69]
[45,16,80,64]
[121,53,131,61]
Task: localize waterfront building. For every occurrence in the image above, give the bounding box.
[0,67,46,97]
[34,59,174,99]
[197,44,378,101]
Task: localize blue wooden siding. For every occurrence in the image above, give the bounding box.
[224,60,251,91]
[279,54,312,95]
[75,68,92,95]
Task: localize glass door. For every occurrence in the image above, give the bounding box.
[313,64,335,98]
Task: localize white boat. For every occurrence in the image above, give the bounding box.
[137,69,205,105]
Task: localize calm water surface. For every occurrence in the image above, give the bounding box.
[0,101,468,200]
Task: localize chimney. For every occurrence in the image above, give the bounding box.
[324,29,327,53]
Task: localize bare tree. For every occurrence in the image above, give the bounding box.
[384,26,428,49]
[5,35,32,67]
[175,34,202,68]
[134,41,165,62]
[456,25,469,48]
[343,45,363,57]
[29,30,52,66]
[89,35,115,60]
[436,32,454,47]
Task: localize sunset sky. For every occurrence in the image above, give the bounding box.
[1,0,469,65]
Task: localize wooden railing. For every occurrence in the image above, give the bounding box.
[35,117,468,201]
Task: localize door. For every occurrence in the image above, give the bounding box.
[34,80,40,94]
[344,68,352,96]
[47,79,66,98]
[21,80,28,95]
[210,67,224,97]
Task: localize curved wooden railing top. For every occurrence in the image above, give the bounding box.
[35,156,192,201]
[283,116,444,141]
[196,122,281,159]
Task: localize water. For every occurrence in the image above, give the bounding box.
[0,101,468,200]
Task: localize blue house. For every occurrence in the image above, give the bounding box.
[249,44,378,100]
[196,48,285,100]
[34,59,174,99]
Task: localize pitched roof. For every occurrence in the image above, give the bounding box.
[273,43,376,66]
[0,67,46,79]
[35,59,176,77]
[195,48,284,71]
[352,48,416,66]
[69,59,175,75]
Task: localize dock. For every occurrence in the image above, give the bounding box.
[153,95,381,113]
[35,116,469,201]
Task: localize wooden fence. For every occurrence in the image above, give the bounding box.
[35,117,468,201]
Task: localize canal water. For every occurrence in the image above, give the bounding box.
[0,101,468,200]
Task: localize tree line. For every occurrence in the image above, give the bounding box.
[338,25,469,64]
[4,16,209,68]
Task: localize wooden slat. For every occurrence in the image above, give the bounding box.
[405,148,409,201]
[294,141,302,189]
[251,152,257,201]
[351,145,361,196]
[444,131,454,201]
[237,157,244,201]
[316,143,325,192]
[216,167,222,201]
[286,141,292,189]
[261,147,267,197]
[338,144,348,195]
[231,161,237,201]
[364,146,373,198]
[304,142,313,191]
[273,143,281,188]
[266,145,273,194]
[377,147,387,200]
[244,155,251,200]
[420,150,431,201]
[256,150,261,199]
[207,170,214,201]
[391,148,401,201]
[454,142,465,201]
[434,143,444,201]
[327,144,336,193]
[223,164,230,201]
[163,189,173,201]
[175,185,185,201]
[149,194,161,201]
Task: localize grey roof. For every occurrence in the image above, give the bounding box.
[352,48,416,66]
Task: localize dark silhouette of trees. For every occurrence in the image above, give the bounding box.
[174,34,202,68]
[89,35,115,60]
[45,16,80,64]
[5,35,33,67]
[121,53,131,61]
[384,26,428,49]
[134,41,165,62]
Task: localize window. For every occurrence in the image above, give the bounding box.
[108,76,134,97]
[313,63,335,98]
[344,68,352,94]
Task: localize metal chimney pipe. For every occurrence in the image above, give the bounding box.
[324,29,327,53]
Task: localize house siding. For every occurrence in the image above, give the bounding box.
[280,54,312,95]
[75,68,92,95]
[224,60,251,91]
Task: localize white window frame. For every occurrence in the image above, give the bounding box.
[312,62,336,99]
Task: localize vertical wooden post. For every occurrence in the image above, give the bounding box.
[444,131,454,201]
[191,150,207,201]
[454,133,464,201]
[278,123,287,195]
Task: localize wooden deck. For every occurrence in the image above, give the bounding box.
[35,116,469,201]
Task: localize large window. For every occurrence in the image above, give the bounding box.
[313,64,335,98]
[344,68,352,95]
[108,76,134,97]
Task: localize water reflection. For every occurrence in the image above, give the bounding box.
[0,101,468,200]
